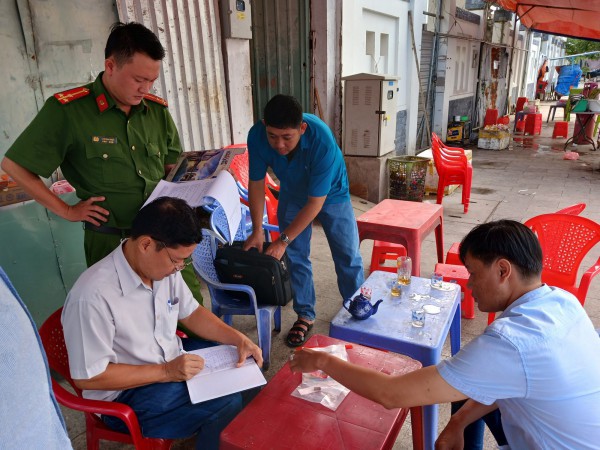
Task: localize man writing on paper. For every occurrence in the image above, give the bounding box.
[244,94,364,347]
[62,197,262,450]
[1,22,201,302]
[290,220,600,449]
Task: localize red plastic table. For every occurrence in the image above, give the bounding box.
[357,199,444,276]
[220,334,424,450]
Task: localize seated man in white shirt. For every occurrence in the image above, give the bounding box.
[290,219,600,449]
[62,196,262,450]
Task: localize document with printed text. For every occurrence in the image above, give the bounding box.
[144,170,241,242]
[185,345,266,404]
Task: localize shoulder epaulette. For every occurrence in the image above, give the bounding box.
[144,93,168,107]
[54,87,90,105]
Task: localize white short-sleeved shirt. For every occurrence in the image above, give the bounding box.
[62,242,199,401]
[438,285,600,449]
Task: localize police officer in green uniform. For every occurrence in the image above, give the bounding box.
[1,22,202,302]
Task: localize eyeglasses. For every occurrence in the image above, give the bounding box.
[157,240,193,271]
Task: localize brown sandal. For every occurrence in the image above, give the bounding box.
[286,318,314,347]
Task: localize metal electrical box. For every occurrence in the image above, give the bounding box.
[342,73,399,157]
[220,0,252,39]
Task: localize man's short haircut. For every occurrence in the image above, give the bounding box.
[131,197,202,248]
[263,94,303,129]
[459,219,542,278]
[105,22,165,65]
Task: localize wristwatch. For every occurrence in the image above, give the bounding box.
[279,233,291,245]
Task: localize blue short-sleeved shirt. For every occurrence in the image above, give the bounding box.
[247,114,349,205]
[0,267,72,449]
[438,285,600,449]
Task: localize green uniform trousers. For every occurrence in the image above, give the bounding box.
[84,229,203,305]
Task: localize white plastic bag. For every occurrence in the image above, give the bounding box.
[291,344,350,410]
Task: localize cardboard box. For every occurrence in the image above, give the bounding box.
[417,148,473,195]
[0,173,33,207]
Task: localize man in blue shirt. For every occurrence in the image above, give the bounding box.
[244,95,364,347]
[0,267,72,449]
[290,220,600,449]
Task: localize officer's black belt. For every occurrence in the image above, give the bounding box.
[84,222,131,237]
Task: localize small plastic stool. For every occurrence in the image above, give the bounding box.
[434,263,475,319]
[484,109,498,126]
[524,113,542,135]
[445,242,462,265]
[369,240,407,273]
[552,121,569,139]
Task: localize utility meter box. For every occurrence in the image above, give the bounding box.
[342,73,399,157]
[220,0,252,39]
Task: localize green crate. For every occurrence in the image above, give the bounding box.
[387,156,429,202]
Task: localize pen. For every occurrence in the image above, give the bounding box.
[295,344,353,352]
[168,276,179,313]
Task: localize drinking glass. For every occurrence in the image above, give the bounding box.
[411,306,426,328]
[397,256,412,285]
[431,272,444,289]
[390,280,403,297]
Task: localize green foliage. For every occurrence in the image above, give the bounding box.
[566,39,600,58]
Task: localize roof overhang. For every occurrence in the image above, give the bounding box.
[492,1,600,41]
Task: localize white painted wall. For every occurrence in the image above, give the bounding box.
[341,0,427,154]
[433,0,485,138]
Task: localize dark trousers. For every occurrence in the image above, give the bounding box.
[103,339,243,450]
[450,400,508,450]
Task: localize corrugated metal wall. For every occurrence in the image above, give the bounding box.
[1,0,115,157]
[250,0,311,120]
[117,0,231,150]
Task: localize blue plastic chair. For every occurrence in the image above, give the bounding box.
[210,204,278,244]
[191,229,281,370]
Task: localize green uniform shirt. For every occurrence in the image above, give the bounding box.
[5,73,182,228]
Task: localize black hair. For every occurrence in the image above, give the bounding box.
[105,22,165,65]
[459,220,542,279]
[263,94,303,129]
[131,197,202,248]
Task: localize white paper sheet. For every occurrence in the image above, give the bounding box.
[144,171,241,242]
[185,345,266,404]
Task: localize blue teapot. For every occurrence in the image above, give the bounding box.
[343,293,383,320]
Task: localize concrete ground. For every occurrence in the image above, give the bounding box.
[61,100,600,449]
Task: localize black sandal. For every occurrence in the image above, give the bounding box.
[286,318,314,347]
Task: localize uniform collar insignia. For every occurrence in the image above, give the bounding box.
[96,93,109,113]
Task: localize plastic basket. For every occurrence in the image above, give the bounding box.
[388,156,429,202]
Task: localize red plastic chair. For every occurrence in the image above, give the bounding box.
[525,214,600,304]
[515,97,527,114]
[227,145,280,198]
[39,308,174,450]
[228,147,280,240]
[487,214,600,323]
[555,203,586,215]
[536,80,548,100]
[431,133,472,213]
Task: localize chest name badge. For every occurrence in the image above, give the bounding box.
[92,136,118,145]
